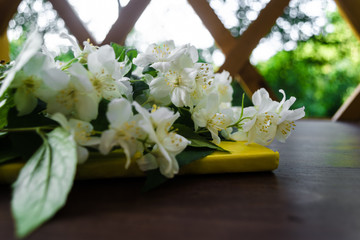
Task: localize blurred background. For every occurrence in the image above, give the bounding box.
[6,0,360,118]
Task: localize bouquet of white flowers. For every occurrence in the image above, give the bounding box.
[0,31,305,238]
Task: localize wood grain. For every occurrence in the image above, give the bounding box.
[1,120,360,240]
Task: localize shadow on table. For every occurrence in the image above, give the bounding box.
[56,171,279,220]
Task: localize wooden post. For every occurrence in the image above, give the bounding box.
[101,0,151,45]
[48,0,96,44]
[331,0,360,121]
[187,0,236,56]
[332,84,360,122]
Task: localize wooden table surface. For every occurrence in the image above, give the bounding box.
[1,120,360,240]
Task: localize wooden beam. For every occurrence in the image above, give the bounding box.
[187,0,236,56]
[236,60,278,100]
[188,0,278,99]
[48,0,96,44]
[0,0,21,34]
[331,0,360,121]
[101,0,151,45]
[219,0,290,75]
[332,84,360,122]
[334,0,360,41]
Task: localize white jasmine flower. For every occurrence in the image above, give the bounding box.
[243,111,279,146]
[133,41,198,73]
[99,98,145,168]
[275,89,305,142]
[149,56,197,107]
[51,113,100,163]
[46,63,99,122]
[9,53,69,116]
[239,88,279,145]
[87,45,132,100]
[133,102,190,178]
[0,31,42,100]
[192,93,234,144]
[60,33,97,62]
[212,71,233,103]
[221,127,248,141]
[133,40,179,72]
[174,43,199,64]
[191,63,214,105]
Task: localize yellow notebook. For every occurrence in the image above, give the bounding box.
[0,32,10,63]
[0,141,279,183]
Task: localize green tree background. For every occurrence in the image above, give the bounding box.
[256,12,360,117]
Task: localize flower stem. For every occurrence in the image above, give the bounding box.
[0,126,55,133]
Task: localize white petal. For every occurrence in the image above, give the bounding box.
[77,146,89,164]
[133,102,158,143]
[242,116,257,132]
[99,130,117,155]
[75,94,99,121]
[106,98,133,128]
[282,97,296,111]
[68,63,93,92]
[87,51,101,74]
[230,130,248,141]
[0,31,42,98]
[286,107,305,122]
[41,68,70,89]
[252,88,267,106]
[161,132,189,155]
[208,126,221,145]
[136,153,158,172]
[151,107,178,129]
[50,113,69,130]
[158,155,179,179]
[151,62,171,72]
[150,76,172,98]
[23,53,47,76]
[133,54,157,67]
[242,107,257,118]
[117,138,138,169]
[14,88,38,116]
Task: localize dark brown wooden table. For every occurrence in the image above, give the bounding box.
[1,120,360,240]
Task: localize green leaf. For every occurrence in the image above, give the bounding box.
[0,95,14,129]
[174,107,194,126]
[126,49,138,62]
[142,147,216,192]
[111,43,137,62]
[7,106,56,159]
[0,132,20,164]
[111,43,138,75]
[173,124,229,152]
[54,50,75,62]
[142,66,157,77]
[11,128,77,238]
[7,102,53,128]
[90,99,110,131]
[176,147,215,167]
[132,80,149,100]
[142,169,168,192]
[111,42,126,61]
[0,151,21,164]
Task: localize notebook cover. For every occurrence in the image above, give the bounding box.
[0,141,279,183]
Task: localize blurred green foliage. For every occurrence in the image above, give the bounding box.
[256,11,360,117]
